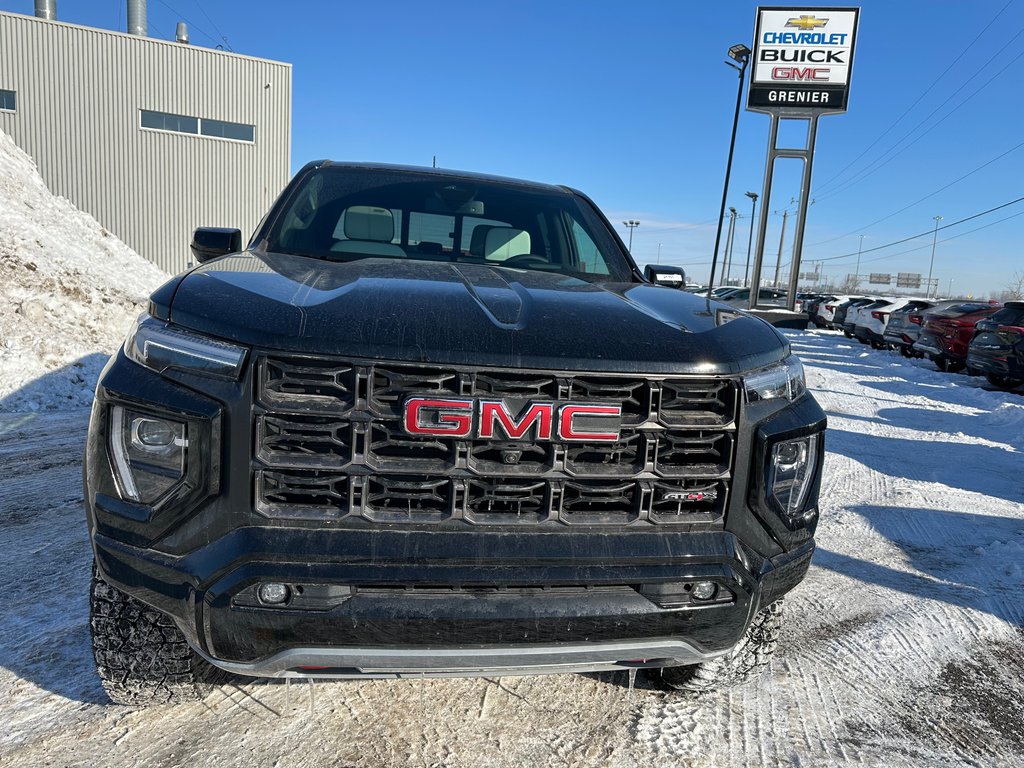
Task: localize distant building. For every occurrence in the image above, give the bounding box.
[0,3,291,274]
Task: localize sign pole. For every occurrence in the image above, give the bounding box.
[744,6,860,315]
[785,113,820,306]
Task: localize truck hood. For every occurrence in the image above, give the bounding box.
[158,252,788,374]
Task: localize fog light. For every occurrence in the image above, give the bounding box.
[258,583,291,605]
[692,581,717,601]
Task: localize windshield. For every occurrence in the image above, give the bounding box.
[263,167,634,282]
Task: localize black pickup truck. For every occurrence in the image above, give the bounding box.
[85,162,826,705]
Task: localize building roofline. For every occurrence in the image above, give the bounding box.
[0,9,291,68]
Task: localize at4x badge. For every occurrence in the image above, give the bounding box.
[663,489,719,504]
[403,397,622,442]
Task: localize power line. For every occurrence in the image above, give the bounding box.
[816,24,1024,202]
[806,138,1024,247]
[152,0,223,48]
[813,0,1017,196]
[190,0,233,51]
[808,195,1024,264]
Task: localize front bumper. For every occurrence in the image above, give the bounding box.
[93,525,815,676]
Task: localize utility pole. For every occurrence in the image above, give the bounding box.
[657,243,662,264]
[854,234,864,291]
[773,209,788,288]
[927,215,942,299]
[723,208,738,285]
[622,220,640,252]
[744,191,758,287]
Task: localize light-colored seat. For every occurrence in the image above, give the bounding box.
[469,225,497,257]
[330,205,406,258]
[483,227,531,261]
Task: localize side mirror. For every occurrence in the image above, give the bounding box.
[644,264,686,288]
[191,227,242,263]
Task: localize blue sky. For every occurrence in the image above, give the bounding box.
[5,0,1023,297]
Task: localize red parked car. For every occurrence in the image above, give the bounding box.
[912,301,1002,372]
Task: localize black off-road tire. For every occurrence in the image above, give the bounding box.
[90,562,229,706]
[647,600,784,694]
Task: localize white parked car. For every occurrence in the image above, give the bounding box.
[853,298,912,347]
[815,295,861,328]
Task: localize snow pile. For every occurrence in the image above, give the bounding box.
[0,130,168,412]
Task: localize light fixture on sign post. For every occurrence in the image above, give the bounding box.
[708,43,751,292]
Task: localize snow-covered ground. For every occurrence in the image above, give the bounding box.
[0,130,167,412]
[0,334,1021,768]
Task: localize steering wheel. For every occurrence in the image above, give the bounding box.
[502,254,551,269]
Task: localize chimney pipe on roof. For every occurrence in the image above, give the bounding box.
[34,0,57,20]
[127,0,147,36]
[175,21,189,44]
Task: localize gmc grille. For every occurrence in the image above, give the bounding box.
[254,357,739,527]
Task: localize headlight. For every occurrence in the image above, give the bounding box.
[744,355,806,403]
[124,314,247,380]
[768,434,819,519]
[109,405,187,503]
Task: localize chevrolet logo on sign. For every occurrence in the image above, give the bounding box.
[786,14,829,30]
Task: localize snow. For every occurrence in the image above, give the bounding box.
[0,129,168,412]
[1,134,1023,764]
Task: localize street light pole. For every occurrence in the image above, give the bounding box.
[707,43,751,292]
[622,220,640,252]
[724,207,738,285]
[947,277,954,297]
[657,243,662,264]
[854,234,864,290]
[927,215,942,299]
[744,191,758,287]
[773,209,788,288]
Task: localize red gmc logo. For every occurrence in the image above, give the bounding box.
[403,398,622,442]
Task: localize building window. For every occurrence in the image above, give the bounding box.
[0,89,16,112]
[140,109,255,143]
[201,117,255,142]
[141,109,198,134]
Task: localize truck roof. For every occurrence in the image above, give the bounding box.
[311,160,571,195]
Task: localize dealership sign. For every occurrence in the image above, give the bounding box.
[749,7,860,113]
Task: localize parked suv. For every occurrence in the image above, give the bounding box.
[914,301,1002,372]
[85,163,827,705]
[846,299,891,342]
[837,298,878,336]
[883,300,937,357]
[817,296,861,330]
[854,298,912,348]
[967,301,1024,388]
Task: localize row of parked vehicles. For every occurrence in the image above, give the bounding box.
[803,293,1024,390]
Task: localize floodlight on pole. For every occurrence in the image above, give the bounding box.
[708,42,750,292]
[622,220,640,252]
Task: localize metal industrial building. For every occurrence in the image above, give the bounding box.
[0,1,291,274]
